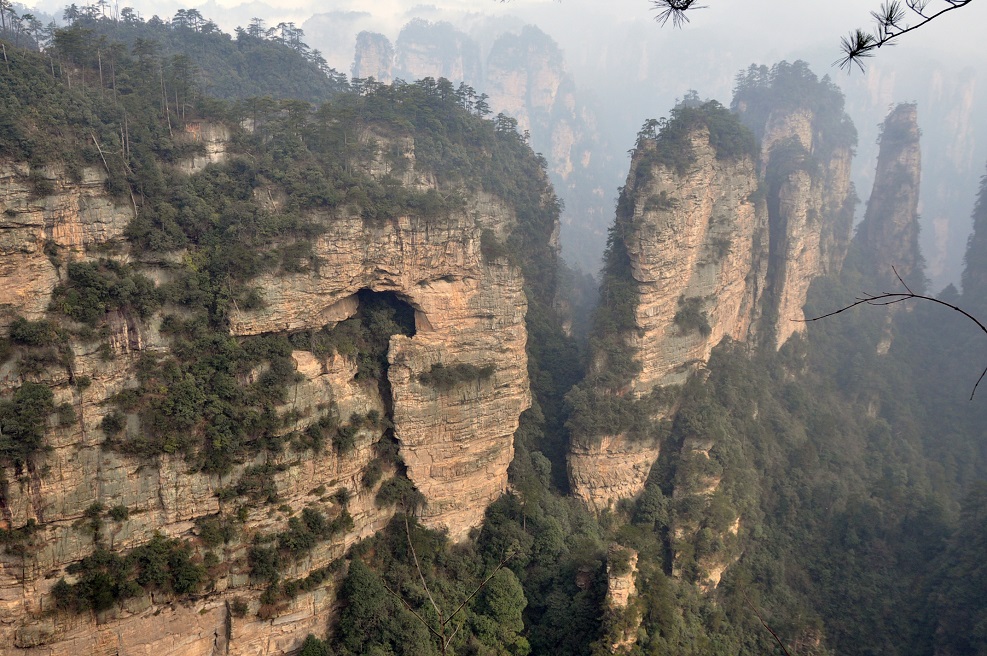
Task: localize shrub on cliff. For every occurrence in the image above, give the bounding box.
[50,260,161,326]
[637,100,758,176]
[0,382,55,467]
[418,362,496,390]
[52,534,204,612]
[673,296,712,337]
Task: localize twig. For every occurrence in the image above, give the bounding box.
[650,0,706,27]
[744,594,792,656]
[797,266,987,399]
[381,580,446,644]
[443,546,517,627]
[405,514,442,624]
[380,516,518,655]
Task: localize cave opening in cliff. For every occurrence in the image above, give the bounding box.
[348,289,416,473]
[353,287,415,417]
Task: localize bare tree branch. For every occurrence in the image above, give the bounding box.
[405,514,442,626]
[381,515,518,655]
[797,266,987,399]
[381,581,447,644]
[745,594,793,656]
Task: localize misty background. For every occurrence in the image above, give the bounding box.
[26,0,987,287]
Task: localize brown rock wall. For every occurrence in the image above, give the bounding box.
[627,132,764,389]
[0,125,536,652]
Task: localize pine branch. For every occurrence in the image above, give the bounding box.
[796,266,987,399]
[647,0,972,71]
[837,0,972,71]
[650,0,707,27]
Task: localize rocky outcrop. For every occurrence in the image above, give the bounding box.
[852,103,923,286]
[567,122,765,509]
[625,131,765,389]
[604,545,640,653]
[0,122,535,653]
[570,88,857,511]
[0,163,132,327]
[177,121,231,175]
[485,27,565,136]
[568,433,663,512]
[231,186,530,538]
[352,31,394,83]
[760,108,856,347]
[394,19,481,86]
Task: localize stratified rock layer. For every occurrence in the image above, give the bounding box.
[853,103,923,285]
[761,108,855,347]
[568,433,664,512]
[0,122,534,654]
[570,100,856,510]
[626,131,765,389]
[230,191,530,538]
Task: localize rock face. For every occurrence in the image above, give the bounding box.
[0,163,132,327]
[485,27,565,137]
[352,31,394,83]
[759,107,856,347]
[394,19,481,86]
[231,187,531,538]
[604,545,640,654]
[852,103,923,286]
[569,96,856,510]
[624,131,765,389]
[0,122,535,653]
[568,433,665,512]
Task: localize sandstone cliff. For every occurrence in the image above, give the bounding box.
[352,31,394,83]
[624,130,765,390]
[394,19,482,88]
[570,71,858,515]
[758,107,856,347]
[568,105,765,510]
[851,103,923,287]
[0,112,540,654]
[603,545,640,654]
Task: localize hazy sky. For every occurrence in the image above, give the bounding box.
[24,0,986,280]
[35,0,983,59]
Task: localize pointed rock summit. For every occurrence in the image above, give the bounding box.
[853,103,924,287]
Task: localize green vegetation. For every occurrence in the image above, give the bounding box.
[2,316,74,378]
[50,260,161,325]
[276,507,353,557]
[732,60,857,157]
[11,12,980,656]
[634,100,758,176]
[58,11,347,103]
[418,362,496,390]
[375,476,426,512]
[52,533,204,612]
[0,382,55,468]
[329,514,575,656]
[673,296,712,337]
